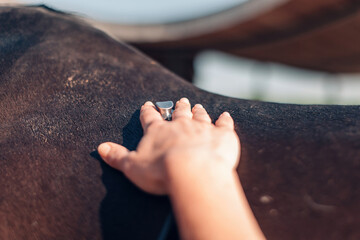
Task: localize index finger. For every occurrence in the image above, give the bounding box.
[140,101,164,132]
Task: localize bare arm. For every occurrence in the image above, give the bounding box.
[98,98,265,240]
[168,160,264,240]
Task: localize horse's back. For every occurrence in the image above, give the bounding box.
[0,5,360,240]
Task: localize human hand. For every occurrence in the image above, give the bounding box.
[98,98,240,195]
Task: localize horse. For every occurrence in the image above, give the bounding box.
[0,5,359,239]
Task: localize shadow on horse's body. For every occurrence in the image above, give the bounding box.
[0,5,359,240]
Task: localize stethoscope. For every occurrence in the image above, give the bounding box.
[155,101,175,240]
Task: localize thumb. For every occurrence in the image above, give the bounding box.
[98,142,131,171]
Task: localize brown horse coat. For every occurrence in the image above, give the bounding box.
[0,5,359,240]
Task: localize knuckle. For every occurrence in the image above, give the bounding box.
[176,101,189,108]
[140,105,153,113]
[146,120,162,131]
[141,110,156,120]
[197,111,208,117]
[174,112,192,119]
[222,118,231,123]
[176,117,191,126]
[175,105,185,111]
[171,110,178,118]
[127,151,137,160]
[120,156,133,172]
[193,107,204,113]
[172,110,182,118]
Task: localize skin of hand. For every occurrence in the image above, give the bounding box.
[98,97,265,240]
[98,97,240,195]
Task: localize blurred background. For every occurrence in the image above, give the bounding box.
[5,0,360,104]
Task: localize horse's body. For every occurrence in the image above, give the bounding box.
[0,6,359,240]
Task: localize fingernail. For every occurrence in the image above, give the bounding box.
[180,97,190,104]
[144,101,154,106]
[222,112,231,117]
[194,104,203,109]
[98,143,111,158]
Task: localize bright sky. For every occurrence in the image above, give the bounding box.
[22,0,248,23]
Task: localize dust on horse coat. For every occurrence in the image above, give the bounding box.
[0,5,359,240]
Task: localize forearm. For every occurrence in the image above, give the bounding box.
[168,164,265,240]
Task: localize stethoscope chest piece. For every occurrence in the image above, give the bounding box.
[155,101,174,121]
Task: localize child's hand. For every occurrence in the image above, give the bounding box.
[98,98,240,195]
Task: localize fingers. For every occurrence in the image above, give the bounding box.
[192,104,211,123]
[140,101,163,132]
[172,98,192,120]
[98,142,133,171]
[215,112,234,130]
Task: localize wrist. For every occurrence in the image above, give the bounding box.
[164,154,235,196]
[166,163,266,240]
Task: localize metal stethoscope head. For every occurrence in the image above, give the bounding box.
[154,100,175,240]
[155,101,174,121]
